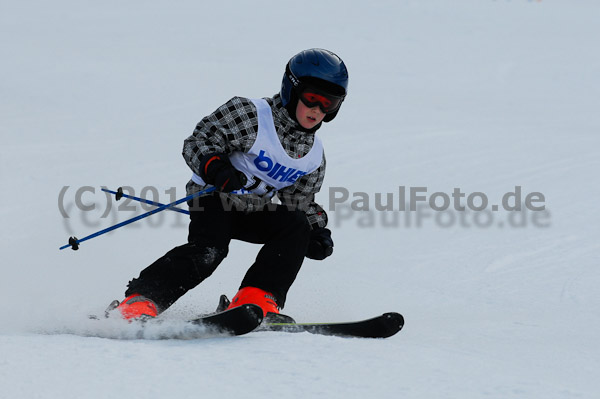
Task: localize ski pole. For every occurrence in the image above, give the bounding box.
[102,187,190,215]
[60,186,216,251]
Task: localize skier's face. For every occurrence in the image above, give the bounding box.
[296,100,326,130]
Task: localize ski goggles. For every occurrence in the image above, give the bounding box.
[298,87,344,114]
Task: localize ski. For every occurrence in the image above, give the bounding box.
[189,303,263,336]
[87,303,263,339]
[261,312,404,339]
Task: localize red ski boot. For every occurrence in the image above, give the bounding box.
[108,294,158,321]
[226,287,279,317]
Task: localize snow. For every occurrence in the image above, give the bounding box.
[1,0,599,398]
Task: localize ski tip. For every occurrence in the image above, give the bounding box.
[191,304,264,336]
[221,304,264,335]
[381,312,404,337]
[241,303,264,324]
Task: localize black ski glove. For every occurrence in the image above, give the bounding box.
[306,228,334,260]
[199,153,247,193]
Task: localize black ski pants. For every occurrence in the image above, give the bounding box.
[125,194,311,312]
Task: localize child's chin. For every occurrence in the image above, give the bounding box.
[302,118,318,128]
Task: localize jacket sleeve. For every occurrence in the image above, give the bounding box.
[277,156,328,229]
[182,97,258,176]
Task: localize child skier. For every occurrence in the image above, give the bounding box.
[109,48,349,320]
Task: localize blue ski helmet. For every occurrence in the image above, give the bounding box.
[281,48,349,122]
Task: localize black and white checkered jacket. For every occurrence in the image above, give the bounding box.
[182,94,328,229]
